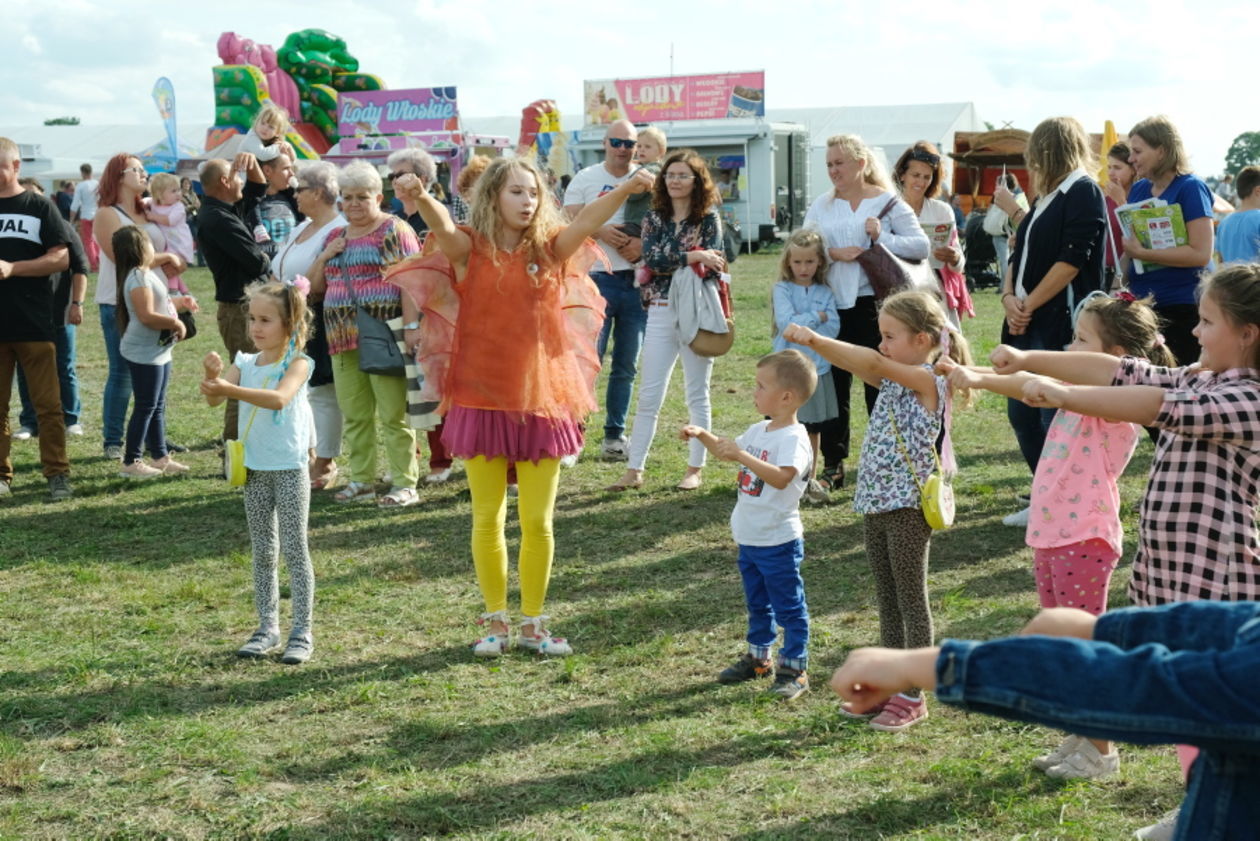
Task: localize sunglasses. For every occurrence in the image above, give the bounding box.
[909,149,940,167]
[607,138,637,150]
[123,166,147,175]
[386,171,411,182]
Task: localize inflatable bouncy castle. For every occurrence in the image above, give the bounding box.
[207,29,387,159]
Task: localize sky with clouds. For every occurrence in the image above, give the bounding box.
[5,0,1253,174]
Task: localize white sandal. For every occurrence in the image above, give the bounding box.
[472,611,511,657]
[516,615,572,656]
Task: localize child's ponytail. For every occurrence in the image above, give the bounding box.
[942,322,975,408]
[1079,291,1176,367]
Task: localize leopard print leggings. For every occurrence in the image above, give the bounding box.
[244,468,314,635]
[863,507,934,653]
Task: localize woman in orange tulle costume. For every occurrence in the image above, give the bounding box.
[387,158,654,657]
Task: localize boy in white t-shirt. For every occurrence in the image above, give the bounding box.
[681,350,816,699]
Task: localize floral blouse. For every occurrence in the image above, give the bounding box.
[639,208,721,303]
[322,216,420,355]
[853,367,946,515]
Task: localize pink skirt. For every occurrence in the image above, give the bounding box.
[441,405,584,464]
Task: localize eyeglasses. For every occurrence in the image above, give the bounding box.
[908,149,941,167]
[664,173,695,182]
[607,138,637,150]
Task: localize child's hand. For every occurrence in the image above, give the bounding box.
[782,323,818,347]
[937,357,979,390]
[989,344,1026,374]
[200,377,229,398]
[711,437,742,462]
[1022,377,1067,409]
[830,647,934,714]
[203,351,223,379]
[1020,607,1098,641]
[679,424,706,441]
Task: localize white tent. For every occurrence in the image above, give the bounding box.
[0,123,211,186]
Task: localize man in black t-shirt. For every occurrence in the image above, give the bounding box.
[0,137,73,500]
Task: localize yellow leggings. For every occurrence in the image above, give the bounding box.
[464,455,561,617]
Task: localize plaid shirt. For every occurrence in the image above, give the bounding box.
[1115,358,1260,605]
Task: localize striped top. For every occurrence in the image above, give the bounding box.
[1115,357,1260,605]
[322,216,420,355]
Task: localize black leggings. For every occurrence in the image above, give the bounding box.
[819,295,880,468]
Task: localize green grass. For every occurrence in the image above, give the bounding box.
[0,254,1180,839]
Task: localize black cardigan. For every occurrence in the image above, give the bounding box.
[1004,174,1107,346]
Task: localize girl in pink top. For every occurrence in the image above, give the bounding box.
[939,291,1173,781]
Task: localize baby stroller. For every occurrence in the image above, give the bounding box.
[963,209,1001,290]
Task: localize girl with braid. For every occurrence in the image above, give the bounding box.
[201,278,316,664]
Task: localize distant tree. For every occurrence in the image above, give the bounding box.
[984,121,996,132]
[1224,131,1260,177]
[43,116,80,126]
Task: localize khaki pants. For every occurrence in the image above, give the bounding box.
[216,301,255,442]
[0,341,69,482]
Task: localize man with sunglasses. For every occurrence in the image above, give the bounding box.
[565,120,649,461]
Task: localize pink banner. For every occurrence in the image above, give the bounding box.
[337,87,459,137]
[584,72,765,125]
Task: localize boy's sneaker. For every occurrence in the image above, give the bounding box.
[47,474,73,501]
[717,653,773,684]
[12,426,35,441]
[280,633,313,665]
[804,478,829,504]
[236,628,282,658]
[1002,506,1030,527]
[1033,734,1085,771]
[1045,739,1119,780]
[119,461,162,480]
[767,667,809,700]
[66,423,84,436]
[601,435,629,461]
[1133,808,1180,840]
[869,694,928,732]
[104,445,123,460]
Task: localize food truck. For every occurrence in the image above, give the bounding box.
[573,72,810,251]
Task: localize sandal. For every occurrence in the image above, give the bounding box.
[378,486,419,508]
[816,464,845,492]
[334,481,376,504]
[311,463,339,491]
[472,611,511,657]
[516,615,573,656]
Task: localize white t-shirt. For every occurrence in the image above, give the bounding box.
[730,420,813,547]
[564,162,632,271]
[71,179,98,220]
[274,215,347,281]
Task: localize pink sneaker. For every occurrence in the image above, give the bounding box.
[869,694,928,732]
[152,456,190,475]
[119,461,162,480]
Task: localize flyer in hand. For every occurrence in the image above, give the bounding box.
[1115,200,1187,274]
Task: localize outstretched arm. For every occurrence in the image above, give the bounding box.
[394,173,470,268]
[1021,380,1163,425]
[989,344,1123,385]
[783,323,937,406]
[937,357,1047,401]
[201,357,310,411]
[680,425,799,490]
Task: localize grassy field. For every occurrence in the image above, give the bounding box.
[1,253,1181,839]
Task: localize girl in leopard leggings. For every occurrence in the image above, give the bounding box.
[785,290,972,733]
[201,277,316,664]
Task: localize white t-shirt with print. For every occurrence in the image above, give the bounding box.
[564,162,632,271]
[730,420,813,547]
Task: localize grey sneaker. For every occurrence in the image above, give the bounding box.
[104,445,123,460]
[280,633,313,665]
[1133,808,1179,840]
[600,435,629,461]
[236,629,282,658]
[1032,734,1085,771]
[47,474,73,501]
[0,479,11,498]
[767,667,809,700]
[13,426,35,441]
[1045,740,1119,780]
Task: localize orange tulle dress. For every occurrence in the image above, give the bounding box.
[385,226,606,463]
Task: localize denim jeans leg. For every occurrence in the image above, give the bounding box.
[737,544,777,659]
[124,361,162,465]
[760,539,809,668]
[99,304,133,449]
[1004,323,1060,475]
[15,360,32,431]
[58,324,80,426]
[592,271,646,441]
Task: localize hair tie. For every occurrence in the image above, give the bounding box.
[1153,332,1166,348]
[286,274,311,298]
[1113,289,1136,303]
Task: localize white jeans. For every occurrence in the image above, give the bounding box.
[308,383,344,459]
[628,301,714,470]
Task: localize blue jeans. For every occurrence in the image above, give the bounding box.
[935,600,1260,840]
[124,360,170,464]
[738,538,809,669]
[99,304,133,449]
[1002,319,1063,475]
[17,324,80,429]
[592,270,647,440]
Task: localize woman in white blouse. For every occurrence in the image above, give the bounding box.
[894,141,970,327]
[273,161,346,490]
[803,134,930,491]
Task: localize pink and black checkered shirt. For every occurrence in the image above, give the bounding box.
[1115,358,1260,605]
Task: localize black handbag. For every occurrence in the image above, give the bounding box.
[178,310,197,340]
[339,253,406,377]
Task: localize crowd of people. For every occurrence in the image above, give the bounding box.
[3,107,1260,840]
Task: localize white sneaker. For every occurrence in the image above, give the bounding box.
[1134,808,1180,840]
[66,423,85,436]
[1002,506,1030,527]
[1032,734,1084,771]
[559,453,579,468]
[1045,740,1119,779]
[13,426,35,441]
[424,468,452,484]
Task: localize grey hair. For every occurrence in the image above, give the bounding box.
[338,160,383,195]
[386,148,436,186]
[295,160,339,205]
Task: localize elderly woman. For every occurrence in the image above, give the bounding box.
[804,134,930,492]
[309,161,422,507]
[273,161,346,490]
[609,148,724,492]
[893,141,970,326]
[92,153,187,460]
[995,116,1106,526]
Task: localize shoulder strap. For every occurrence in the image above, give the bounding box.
[876,196,899,221]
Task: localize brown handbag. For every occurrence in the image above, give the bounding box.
[855,197,933,299]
